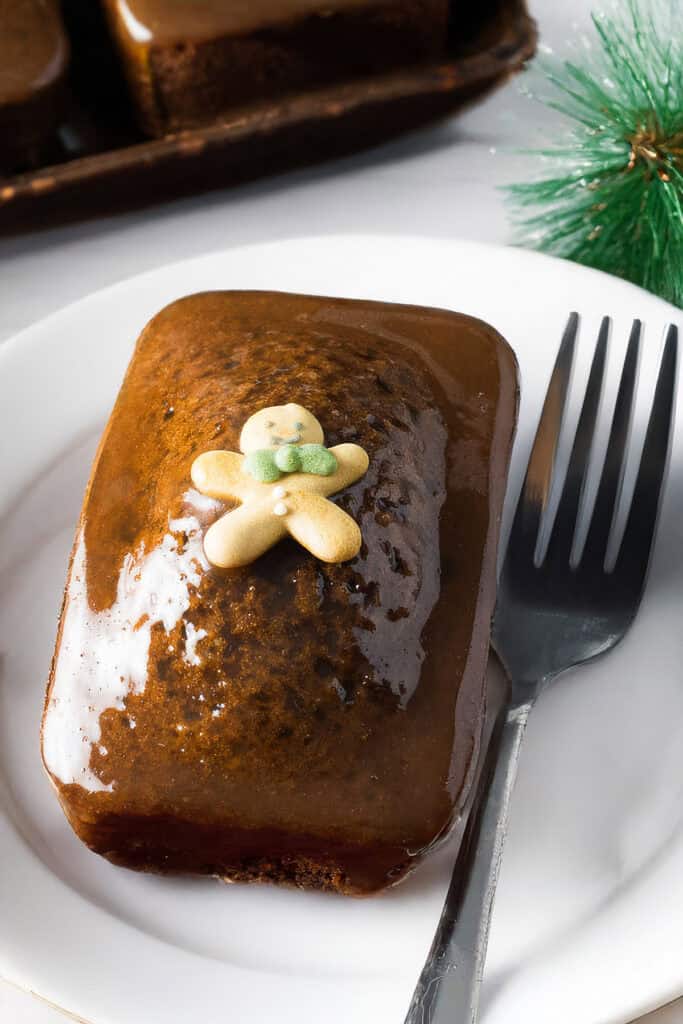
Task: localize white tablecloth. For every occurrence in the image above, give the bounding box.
[1,0,680,1020]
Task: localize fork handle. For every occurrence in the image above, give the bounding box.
[404,700,532,1024]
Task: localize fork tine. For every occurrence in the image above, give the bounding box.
[506,313,579,561]
[612,324,677,586]
[582,319,641,565]
[544,317,609,565]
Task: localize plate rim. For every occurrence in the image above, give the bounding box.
[2,236,683,372]
[1,234,682,1024]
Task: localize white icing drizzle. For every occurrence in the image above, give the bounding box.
[183,621,207,666]
[182,488,224,515]
[42,517,208,792]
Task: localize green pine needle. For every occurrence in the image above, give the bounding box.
[506,0,683,307]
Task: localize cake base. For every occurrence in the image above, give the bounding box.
[64,654,509,896]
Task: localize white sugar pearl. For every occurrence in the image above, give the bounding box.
[273,485,287,499]
[273,501,289,517]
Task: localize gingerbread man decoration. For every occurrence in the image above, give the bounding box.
[191,403,369,568]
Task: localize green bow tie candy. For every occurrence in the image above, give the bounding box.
[244,443,338,483]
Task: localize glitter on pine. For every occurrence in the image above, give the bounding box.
[506,0,683,308]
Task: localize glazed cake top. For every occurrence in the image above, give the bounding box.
[112,0,412,44]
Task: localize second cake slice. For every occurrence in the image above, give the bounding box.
[103,0,450,135]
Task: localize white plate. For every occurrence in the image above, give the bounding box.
[1,236,683,1024]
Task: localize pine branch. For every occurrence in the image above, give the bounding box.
[505,0,683,308]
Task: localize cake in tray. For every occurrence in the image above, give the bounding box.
[42,290,518,895]
[0,0,69,173]
[102,0,450,136]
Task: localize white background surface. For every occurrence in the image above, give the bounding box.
[1,0,681,1021]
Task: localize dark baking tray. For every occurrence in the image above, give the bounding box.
[0,0,535,233]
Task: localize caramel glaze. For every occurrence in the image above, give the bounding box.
[42,291,518,895]
[111,0,438,44]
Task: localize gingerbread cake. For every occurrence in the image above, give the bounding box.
[0,0,69,172]
[42,290,518,895]
[102,0,450,136]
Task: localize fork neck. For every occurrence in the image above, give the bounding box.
[504,673,544,713]
[506,698,534,724]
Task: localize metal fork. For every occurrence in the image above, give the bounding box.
[404,313,678,1024]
